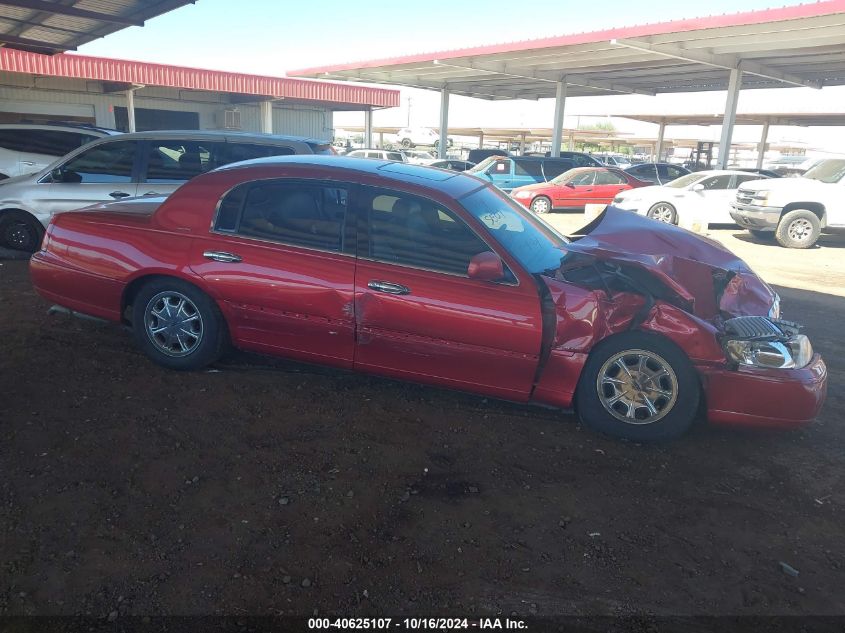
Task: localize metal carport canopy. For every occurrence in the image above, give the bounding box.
[290,0,845,162]
[0,0,196,54]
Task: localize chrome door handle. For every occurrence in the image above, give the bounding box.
[203,250,242,263]
[109,191,131,199]
[21,160,35,166]
[368,280,410,295]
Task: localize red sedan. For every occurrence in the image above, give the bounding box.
[511,167,650,214]
[30,157,827,441]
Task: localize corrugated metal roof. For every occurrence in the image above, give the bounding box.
[289,1,845,100]
[0,48,400,108]
[0,0,196,54]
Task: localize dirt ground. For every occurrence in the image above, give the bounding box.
[1,223,844,620]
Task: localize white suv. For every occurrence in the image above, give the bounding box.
[0,123,117,180]
[396,127,453,149]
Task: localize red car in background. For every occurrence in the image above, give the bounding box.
[29,157,826,441]
[511,167,650,214]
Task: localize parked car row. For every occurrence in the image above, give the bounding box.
[510,167,650,213]
[28,155,827,441]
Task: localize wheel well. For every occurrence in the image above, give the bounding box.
[121,274,211,324]
[0,207,40,224]
[782,202,826,226]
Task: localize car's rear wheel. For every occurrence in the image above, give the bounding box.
[647,202,677,224]
[132,278,227,370]
[0,210,44,253]
[775,209,821,249]
[575,332,700,441]
[530,196,552,214]
[401,138,413,148]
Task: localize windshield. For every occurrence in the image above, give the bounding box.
[467,156,502,174]
[803,159,845,184]
[460,185,570,274]
[666,172,707,189]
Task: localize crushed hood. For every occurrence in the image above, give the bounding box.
[563,206,777,320]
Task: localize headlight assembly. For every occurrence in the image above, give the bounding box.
[724,334,813,369]
[513,190,533,199]
[751,190,770,204]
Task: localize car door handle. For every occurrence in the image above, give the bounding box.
[368,280,410,295]
[203,250,242,263]
[109,191,131,199]
[21,160,35,166]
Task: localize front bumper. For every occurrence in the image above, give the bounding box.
[729,203,782,230]
[702,354,827,428]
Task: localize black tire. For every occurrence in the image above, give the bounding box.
[748,229,775,241]
[433,140,440,150]
[530,196,552,214]
[0,210,44,252]
[775,209,821,249]
[131,278,227,371]
[575,332,700,442]
[401,138,413,149]
[646,202,677,224]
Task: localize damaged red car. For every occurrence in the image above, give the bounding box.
[30,156,827,441]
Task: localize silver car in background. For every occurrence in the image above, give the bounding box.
[0,130,335,252]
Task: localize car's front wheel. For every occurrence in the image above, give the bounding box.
[401,138,413,148]
[530,196,552,214]
[575,332,700,441]
[647,202,677,224]
[0,210,44,252]
[775,209,821,249]
[132,278,227,370]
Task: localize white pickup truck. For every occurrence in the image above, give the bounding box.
[730,158,845,248]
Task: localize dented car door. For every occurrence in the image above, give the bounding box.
[353,186,543,401]
[189,178,356,368]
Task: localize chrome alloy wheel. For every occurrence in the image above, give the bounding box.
[144,291,204,357]
[648,203,675,223]
[786,217,814,243]
[531,197,550,214]
[596,349,678,425]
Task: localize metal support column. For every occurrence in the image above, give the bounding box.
[655,120,666,162]
[718,67,742,169]
[568,131,575,151]
[438,87,450,159]
[478,132,484,149]
[259,100,273,134]
[519,133,526,156]
[551,79,567,157]
[364,109,373,149]
[125,88,137,133]
[756,120,770,169]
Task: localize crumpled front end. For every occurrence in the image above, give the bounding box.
[530,207,827,428]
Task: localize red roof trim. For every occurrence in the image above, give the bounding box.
[0,49,399,108]
[289,0,845,75]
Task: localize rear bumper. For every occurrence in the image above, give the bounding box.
[729,203,782,230]
[30,252,123,322]
[702,354,827,428]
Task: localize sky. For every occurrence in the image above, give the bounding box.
[76,0,845,152]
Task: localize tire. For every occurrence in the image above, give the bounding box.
[0,210,44,252]
[530,196,552,214]
[131,278,227,371]
[775,209,821,249]
[646,202,677,224]
[575,332,700,442]
[433,140,440,150]
[748,229,775,241]
[401,138,413,149]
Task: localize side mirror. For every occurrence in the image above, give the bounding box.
[565,182,576,188]
[468,251,504,282]
[692,183,705,192]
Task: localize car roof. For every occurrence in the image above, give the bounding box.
[214,154,483,197]
[0,122,117,135]
[94,130,328,145]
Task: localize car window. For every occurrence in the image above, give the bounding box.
[515,160,543,179]
[0,129,29,153]
[487,159,512,175]
[144,140,210,182]
[700,175,733,190]
[665,166,686,179]
[217,142,294,166]
[733,174,766,187]
[365,188,492,276]
[59,140,138,183]
[0,129,97,156]
[569,154,596,168]
[630,165,657,180]
[570,171,596,186]
[215,180,347,252]
[595,171,625,185]
[386,152,404,161]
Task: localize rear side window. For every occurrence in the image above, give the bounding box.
[541,160,574,180]
[595,171,625,185]
[59,140,138,183]
[700,175,732,190]
[630,165,657,181]
[215,180,348,252]
[386,152,404,161]
[308,143,335,155]
[514,160,543,179]
[0,129,96,156]
[216,142,294,166]
[664,165,687,180]
[569,154,596,168]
